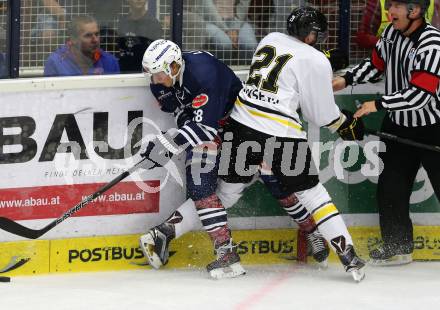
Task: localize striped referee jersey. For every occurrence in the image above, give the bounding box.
[345,22,440,127]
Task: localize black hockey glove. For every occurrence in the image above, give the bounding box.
[174,107,193,128]
[337,110,365,141]
[158,93,180,113]
[140,137,174,169]
[322,48,349,72]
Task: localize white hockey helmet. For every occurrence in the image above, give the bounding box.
[142,39,183,84]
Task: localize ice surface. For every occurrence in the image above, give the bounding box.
[1,262,439,310]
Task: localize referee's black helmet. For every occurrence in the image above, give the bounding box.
[386,0,431,14]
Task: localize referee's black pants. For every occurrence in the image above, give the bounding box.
[377,116,440,252]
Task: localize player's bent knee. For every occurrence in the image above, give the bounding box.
[295,183,332,207]
[295,183,340,225]
[216,180,249,209]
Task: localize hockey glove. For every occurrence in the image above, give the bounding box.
[140,134,176,169]
[337,110,365,141]
[174,107,193,128]
[322,48,349,72]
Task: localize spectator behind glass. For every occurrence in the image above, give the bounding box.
[356,0,437,49]
[30,0,66,43]
[44,16,120,76]
[162,0,208,51]
[0,26,6,78]
[118,0,163,72]
[198,0,258,52]
[241,0,274,40]
[86,0,124,54]
[239,1,313,39]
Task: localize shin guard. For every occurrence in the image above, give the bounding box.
[170,198,202,238]
[195,194,231,245]
[295,183,353,254]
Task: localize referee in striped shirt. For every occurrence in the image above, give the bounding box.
[333,0,440,266]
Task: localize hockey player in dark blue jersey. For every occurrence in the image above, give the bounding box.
[138,39,245,279]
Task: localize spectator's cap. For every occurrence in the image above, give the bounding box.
[287,7,328,43]
[386,0,431,14]
[142,39,183,82]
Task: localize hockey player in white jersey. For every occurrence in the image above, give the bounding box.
[219,6,366,282]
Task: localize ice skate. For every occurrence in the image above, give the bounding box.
[369,244,413,266]
[139,223,175,269]
[306,229,329,268]
[338,245,366,282]
[207,239,246,279]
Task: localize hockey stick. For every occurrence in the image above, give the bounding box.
[0,276,10,283]
[365,128,440,153]
[0,256,30,273]
[353,100,440,152]
[0,157,152,239]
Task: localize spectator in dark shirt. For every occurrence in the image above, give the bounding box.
[86,0,123,28]
[86,0,124,52]
[118,0,163,72]
[44,16,120,76]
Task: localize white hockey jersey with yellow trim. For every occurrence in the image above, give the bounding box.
[231,32,340,139]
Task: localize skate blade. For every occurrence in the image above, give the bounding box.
[315,259,328,269]
[369,254,412,267]
[139,234,163,269]
[304,258,329,270]
[209,263,246,280]
[351,267,365,283]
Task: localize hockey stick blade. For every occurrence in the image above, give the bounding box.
[0,276,11,283]
[0,157,151,239]
[0,217,51,239]
[0,256,30,273]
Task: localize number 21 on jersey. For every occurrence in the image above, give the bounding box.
[246,45,292,94]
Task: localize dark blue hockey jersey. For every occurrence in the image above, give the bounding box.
[150,51,242,150]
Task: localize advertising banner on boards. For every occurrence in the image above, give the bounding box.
[0,81,186,241]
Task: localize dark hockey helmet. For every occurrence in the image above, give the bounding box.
[385,0,431,14]
[286,7,328,43]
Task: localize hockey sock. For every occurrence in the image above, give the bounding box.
[295,183,353,254]
[195,193,231,245]
[167,198,201,238]
[278,194,316,233]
